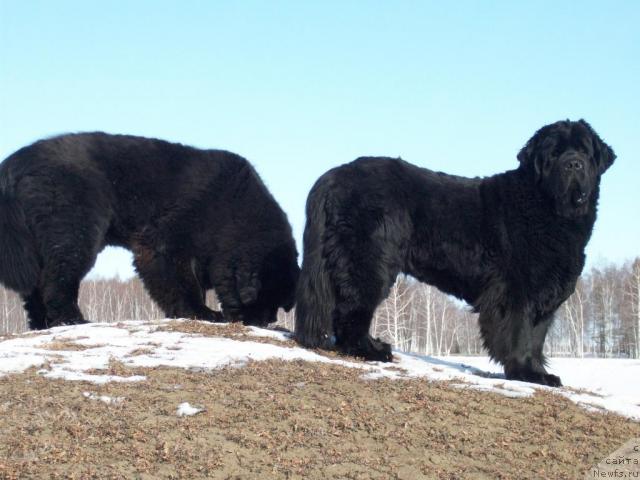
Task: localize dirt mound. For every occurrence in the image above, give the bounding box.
[1,357,638,479]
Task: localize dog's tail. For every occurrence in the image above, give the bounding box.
[0,183,40,293]
[294,181,336,349]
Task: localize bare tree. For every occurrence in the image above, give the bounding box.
[372,276,415,351]
[2,258,640,360]
[0,287,26,334]
[623,258,640,358]
[561,278,588,357]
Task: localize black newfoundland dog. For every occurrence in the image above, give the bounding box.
[0,133,299,329]
[295,120,615,386]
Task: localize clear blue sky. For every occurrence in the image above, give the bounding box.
[1,1,638,279]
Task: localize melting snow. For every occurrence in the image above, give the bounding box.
[82,391,125,405]
[0,319,638,420]
[176,402,205,417]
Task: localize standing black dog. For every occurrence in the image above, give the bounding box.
[0,133,299,329]
[295,120,615,386]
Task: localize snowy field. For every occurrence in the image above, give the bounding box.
[0,319,638,421]
[437,355,640,421]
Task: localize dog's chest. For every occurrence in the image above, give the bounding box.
[523,246,584,316]
[505,219,587,311]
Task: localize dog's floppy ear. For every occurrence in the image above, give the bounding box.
[517,128,551,181]
[579,119,616,174]
[236,269,261,305]
[517,137,534,166]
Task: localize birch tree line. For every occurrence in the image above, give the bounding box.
[1,258,639,359]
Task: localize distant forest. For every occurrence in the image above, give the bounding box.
[1,257,639,359]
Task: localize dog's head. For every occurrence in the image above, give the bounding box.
[517,119,615,218]
[225,242,299,327]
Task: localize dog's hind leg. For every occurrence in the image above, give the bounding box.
[22,289,47,330]
[331,261,395,362]
[39,259,90,328]
[38,235,102,327]
[133,247,223,322]
[31,221,105,328]
[333,300,393,362]
[17,169,112,328]
[326,221,397,362]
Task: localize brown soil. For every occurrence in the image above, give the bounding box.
[153,320,296,348]
[0,355,638,480]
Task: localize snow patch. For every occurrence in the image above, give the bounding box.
[176,402,205,417]
[246,326,291,341]
[0,320,638,420]
[83,391,125,405]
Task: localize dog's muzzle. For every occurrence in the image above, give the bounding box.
[573,190,588,206]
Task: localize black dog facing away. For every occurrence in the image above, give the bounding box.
[295,120,615,386]
[0,133,299,330]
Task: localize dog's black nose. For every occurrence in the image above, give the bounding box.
[566,158,584,171]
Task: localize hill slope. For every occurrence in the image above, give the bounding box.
[0,319,638,479]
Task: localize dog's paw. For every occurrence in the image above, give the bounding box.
[505,366,562,388]
[542,373,562,387]
[342,335,394,362]
[53,317,89,327]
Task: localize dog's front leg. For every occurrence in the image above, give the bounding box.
[479,305,562,387]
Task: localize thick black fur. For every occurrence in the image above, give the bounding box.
[0,132,299,330]
[295,120,615,386]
